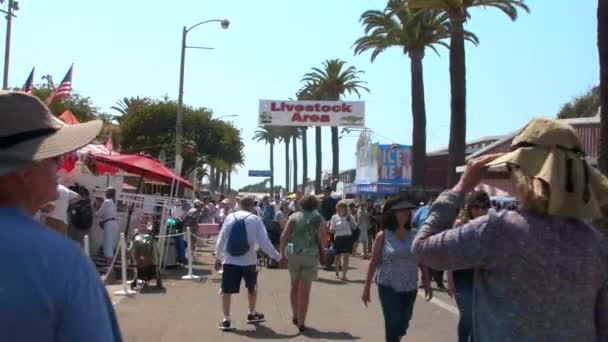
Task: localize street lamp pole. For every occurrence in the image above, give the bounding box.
[175,18,229,175]
[1,0,18,90]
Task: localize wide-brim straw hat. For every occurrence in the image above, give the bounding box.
[0,91,102,176]
[486,118,608,219]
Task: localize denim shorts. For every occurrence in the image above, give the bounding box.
[220,264,257,294]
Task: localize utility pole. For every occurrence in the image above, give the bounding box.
[1,0,18,89]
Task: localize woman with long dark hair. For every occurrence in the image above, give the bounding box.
[362,197,432,342]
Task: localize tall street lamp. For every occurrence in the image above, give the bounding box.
[175,18,229,175]
[0,0,19,90]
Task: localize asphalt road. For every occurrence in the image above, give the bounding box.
[111,245,459,341]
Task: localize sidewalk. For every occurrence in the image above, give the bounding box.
[112,247,458,341]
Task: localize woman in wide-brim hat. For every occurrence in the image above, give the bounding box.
[412,118,608,341]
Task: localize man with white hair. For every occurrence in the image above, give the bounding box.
[0,92,122,341]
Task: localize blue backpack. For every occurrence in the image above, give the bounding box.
[227,214,252,256]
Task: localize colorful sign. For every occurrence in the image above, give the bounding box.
[248,170,272,177]
[259,100,365,127]
[357,183,402,195]
[377,144,412,185]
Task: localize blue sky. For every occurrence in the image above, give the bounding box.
[9,1,598,189]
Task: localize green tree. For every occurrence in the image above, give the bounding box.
[557,86,600,119]
[354,2,476,187]
[253,126,278,197]
[408,0,529,186]
[119,98,243,179]
[301,59,369,189]
[598,0,608,176]
[110,96,153,122]
[31,87,99,122]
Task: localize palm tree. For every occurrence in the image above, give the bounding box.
[301,59,369,189]
[291,128,301,193]
[599,0,608,175]
[253,126,277,197]
[110,96,152,119]
[297,83,323,193]
[408,0,529,186]
[355,2,475,187]
[300,127,309,191]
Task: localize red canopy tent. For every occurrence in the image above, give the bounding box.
[92,153,193,234]
[92,153,193,189]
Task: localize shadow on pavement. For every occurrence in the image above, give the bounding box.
[231,324,299,340]
[139,286,167,295]
[302,327,361,340]
[161,267,212,280]
[313,278,346,285]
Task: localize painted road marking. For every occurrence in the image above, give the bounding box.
[418,292,459,316]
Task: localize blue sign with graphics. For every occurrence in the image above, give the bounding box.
[357,183,402,195]
[377,144,412,185]
[248,170,272,177]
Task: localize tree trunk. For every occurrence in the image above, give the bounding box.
[270,142,275,197]
[220,171,226,193]
[599,0,608,176]
[331,126,339,189]
[293,134,298,193]
[410,50,427,188]
[285,138,290,193]
[315,127,322,194]
[214,170,221,193]
[447,11,467,187]
[228,169,232,193]
[302,128,308,193]
[209,166,215,191]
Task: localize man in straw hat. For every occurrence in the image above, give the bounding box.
[0,92,122,341]
[413,118,608,341]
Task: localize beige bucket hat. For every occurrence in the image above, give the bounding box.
[0,91,102,176]
[486,118,608,220]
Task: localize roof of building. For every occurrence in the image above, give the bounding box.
[428,135,505,157]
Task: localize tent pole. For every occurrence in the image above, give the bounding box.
[124,173,145,235]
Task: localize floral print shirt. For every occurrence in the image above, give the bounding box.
[413,190,608,342]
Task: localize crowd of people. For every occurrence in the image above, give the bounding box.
[2,91,608,342]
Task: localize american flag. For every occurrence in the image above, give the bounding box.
[23,67,34,94]
[47,65,73,105]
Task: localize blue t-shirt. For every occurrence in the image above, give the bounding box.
[411,205,430,229]
[0,208,122,342]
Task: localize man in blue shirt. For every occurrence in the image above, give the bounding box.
[412,197,445,289]
[0,92,122,341]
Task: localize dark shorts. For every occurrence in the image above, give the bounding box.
[334,235,353,255]
[221,264,258,294]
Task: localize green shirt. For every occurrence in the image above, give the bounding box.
[290,211,323,257]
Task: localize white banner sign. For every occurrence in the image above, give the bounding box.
[259,99,365,127]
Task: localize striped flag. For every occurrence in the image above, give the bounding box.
[23,67,34,94]
[47,65,73,105]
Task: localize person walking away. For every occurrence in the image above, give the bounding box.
[355,201,372,259]
[412,197,444,289]
[349,202,361,254]
[320,186,338,222]
[446,190,490,342]
[279,195,327,333]
[362,197,432,342]
[329,200,356,280]
[214,196,281,331]
[413,118,608,341]
[262,196,275,229]
[0,91,121,341]
[45,183,80,236]
[97,187,119,266]
[68,185,94,247]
